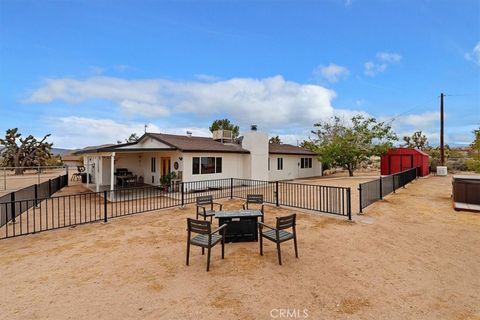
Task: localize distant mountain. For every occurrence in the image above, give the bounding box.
[0,146,72,156]
[52,148,73,156]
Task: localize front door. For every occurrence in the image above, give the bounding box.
[160,157,171,177]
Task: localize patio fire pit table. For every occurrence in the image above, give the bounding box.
[214,210,263,242]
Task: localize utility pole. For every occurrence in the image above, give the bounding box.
[440,93,445,166]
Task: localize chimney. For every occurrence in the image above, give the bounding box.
[250,124,258,131]
[186,131,192,137]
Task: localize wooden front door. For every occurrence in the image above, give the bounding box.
[160,157,171,177]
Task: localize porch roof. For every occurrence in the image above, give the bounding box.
[74,132,250,155]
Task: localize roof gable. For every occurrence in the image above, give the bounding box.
[146,133,249,153]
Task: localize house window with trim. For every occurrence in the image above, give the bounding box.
[277,157,283,170]
[192,157,222,175]
[192,157,200,175]
[151,157,156,172]
[301,157,313,169]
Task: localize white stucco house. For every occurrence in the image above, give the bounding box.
[75,127,322,192]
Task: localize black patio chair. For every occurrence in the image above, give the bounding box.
[258,214,298,265]
[71,165,85,181]
[196,195,222,222]
[186,218,227,272]
[242,194,265,221]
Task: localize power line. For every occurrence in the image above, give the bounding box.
[443,93,480,97]
[386,96,438,124]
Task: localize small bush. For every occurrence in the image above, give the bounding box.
[465,159,480,173]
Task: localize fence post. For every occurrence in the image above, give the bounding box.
[48,179,52,196]
[379,177,383,200]
[34,184,38,207]
[275,181,279,207]
[3,167,6,190]
[402,172,406,188]
[10,192,15,223]
[392,175,396,193]
[347,188,352,220]
[358,184,363,213]
[181,182,185,207]
[230,178,233,199]
[37,166,41,185]
[103,191,108,223]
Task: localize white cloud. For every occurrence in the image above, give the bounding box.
[88,66,105,75]
[376,52,402,63]
[313,63,349,83]
[195,74,221,82]
[49,116,214,149]
[26,75,337,128]
[395,111,439,128]
[364,61,387,77]
[465,41,480,65]
[364,51,402,76]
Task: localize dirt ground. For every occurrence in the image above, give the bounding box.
[0,175,479,320]
[0,168,68,197]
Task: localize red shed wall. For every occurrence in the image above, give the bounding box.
[381,148,429,177]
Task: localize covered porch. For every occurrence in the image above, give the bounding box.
[82,150,183,194]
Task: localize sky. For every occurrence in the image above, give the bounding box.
[0,0,479,149]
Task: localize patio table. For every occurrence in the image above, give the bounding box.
[214,209,262,242]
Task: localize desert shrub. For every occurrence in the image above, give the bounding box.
[447,158,468,171]
[465,159,480,173]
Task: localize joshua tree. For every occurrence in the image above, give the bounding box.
[0,128,53,174]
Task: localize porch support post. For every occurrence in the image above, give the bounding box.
[86,157,91,186]
[96,156,100,193]
[110,152,115,200]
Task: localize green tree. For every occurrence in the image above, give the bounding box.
[403,131,429,150]
[466,127,480,172]
[0,128,53,174]
[118,133,140,144]
[471,127,480,155]
[307,115,397,176]
[269,136,282,144]
[209,119,240,139]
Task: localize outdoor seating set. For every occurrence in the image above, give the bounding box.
[186,194,298,271]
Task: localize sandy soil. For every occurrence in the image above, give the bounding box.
[0,175,479,319]
[0,168,68,196]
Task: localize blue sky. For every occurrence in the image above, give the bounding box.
[0,0,479,149]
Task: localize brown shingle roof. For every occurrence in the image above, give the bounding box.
[145,133,249,153]
[268,143,316,155]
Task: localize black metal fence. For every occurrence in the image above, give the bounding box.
[358,167,418,212]
[0,177,351,240]
[0,173,69,228]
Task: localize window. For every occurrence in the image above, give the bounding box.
[215,157,222,173]
[192,157,222,175]
[268,157,270,171]
[192,157,200,175]
[201,157,215,174]
[277,157,283,170]
[151,157,156,172]
[301,157,313,169]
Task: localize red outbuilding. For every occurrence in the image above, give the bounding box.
[380,148,430,177]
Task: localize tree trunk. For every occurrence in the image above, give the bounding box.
[13,153,24,175]
[346,164,354,177]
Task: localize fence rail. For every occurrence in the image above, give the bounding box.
[0,174,69,228]
[1,166,68,193]
[0,177,351,240]
[358,167,418,212]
